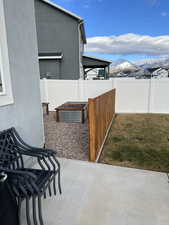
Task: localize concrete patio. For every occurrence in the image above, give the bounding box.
[25,158,169,225]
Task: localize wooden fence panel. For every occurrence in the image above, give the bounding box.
[88,89,116,161]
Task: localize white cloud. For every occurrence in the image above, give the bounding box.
[85,33,169,56]
[83,4,89,8]
[161,12,168,17]
[146,0,158,6]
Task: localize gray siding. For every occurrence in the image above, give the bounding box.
[35,0,80,80]
[0,0,44,153]
[39,60,61,79]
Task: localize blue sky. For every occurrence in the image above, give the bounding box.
[52,0,169,62]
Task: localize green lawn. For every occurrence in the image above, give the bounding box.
[99,114,169,172]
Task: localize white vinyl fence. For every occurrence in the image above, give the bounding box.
[40,78,169,113]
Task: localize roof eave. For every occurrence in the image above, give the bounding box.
[83,55,112,64]
[40,0,83,21]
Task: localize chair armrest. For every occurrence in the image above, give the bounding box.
[28,147,56,155]
[11,127,56,157]
[15,144,56,158]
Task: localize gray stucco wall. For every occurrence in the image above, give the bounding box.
[0,0,44,151]
[34,0,80,80]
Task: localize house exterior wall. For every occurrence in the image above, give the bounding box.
[39,60,62,79]
[34,0,81,80]
[152,69,168,78]
[0,0,44,152]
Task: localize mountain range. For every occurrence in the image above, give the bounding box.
[110,57,169,76]
[134,57,169,68]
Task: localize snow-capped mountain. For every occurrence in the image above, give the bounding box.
[110,60,139,73]
[109,57,169,79]
[134,57,169,69]
[110,59,128,67]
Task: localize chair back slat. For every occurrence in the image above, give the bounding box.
[0,128,23,169]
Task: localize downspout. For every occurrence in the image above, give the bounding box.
[78,20,84,80]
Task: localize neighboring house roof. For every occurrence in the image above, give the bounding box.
[38,52,63,59]
[83,55,112,63]
[83,55,112,68]
[147,66,161,73]
[152,68,168,74]
[40,0,86,44]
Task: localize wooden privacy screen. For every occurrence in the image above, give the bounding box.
[88,89,116,162]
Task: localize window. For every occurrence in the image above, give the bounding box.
[0,0,14,106]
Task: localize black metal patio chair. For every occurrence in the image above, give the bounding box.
[0,127,62,225]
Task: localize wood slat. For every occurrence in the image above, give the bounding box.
[88,89,116,161]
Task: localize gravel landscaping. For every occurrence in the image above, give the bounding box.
[43,112,88,161]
